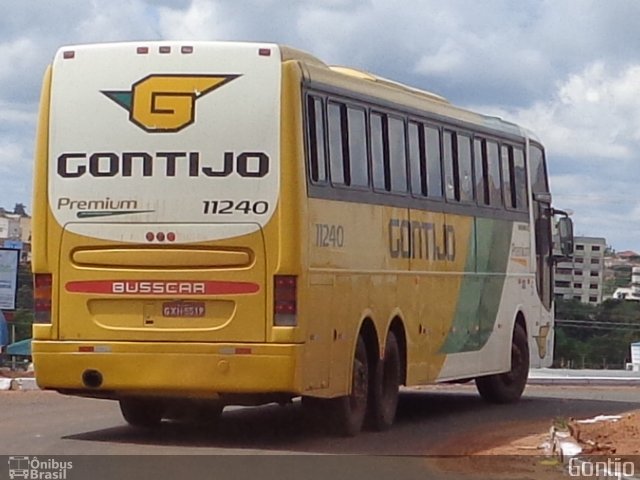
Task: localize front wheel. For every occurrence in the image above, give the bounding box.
[475,323,529,404]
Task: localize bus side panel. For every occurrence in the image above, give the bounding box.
[436,220,537,381]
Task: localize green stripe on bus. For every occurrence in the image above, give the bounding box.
[439,219,512,354]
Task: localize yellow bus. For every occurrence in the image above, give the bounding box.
[32,41,572,436]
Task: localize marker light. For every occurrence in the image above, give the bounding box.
[258,48,271,57]
[137,46,149,54]
[159,46,171,54]
[145,231,176,242]
[181,46,194,54]
[34,274,53,324]
[63,51,75,59]
[274,275,297,326]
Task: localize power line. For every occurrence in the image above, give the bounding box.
[555,318,640,331]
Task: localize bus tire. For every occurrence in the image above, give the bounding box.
[197,403,224,426]
[370,331,401,431]
[329,335,369,436]
[475,323,529,404]
[119,398,164,427]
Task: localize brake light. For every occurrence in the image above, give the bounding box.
[34,274,52,324]
[274,275,297,326]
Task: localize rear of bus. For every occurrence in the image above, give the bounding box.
[31,42,305,412]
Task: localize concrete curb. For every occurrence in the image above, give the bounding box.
[528,377,640,386]
[4,377,39,391]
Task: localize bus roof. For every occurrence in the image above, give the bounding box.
[282,44,536,143]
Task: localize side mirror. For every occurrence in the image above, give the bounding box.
[555,214,574,259]
[557,217,574,257]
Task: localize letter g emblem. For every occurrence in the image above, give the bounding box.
[102,74,240,133]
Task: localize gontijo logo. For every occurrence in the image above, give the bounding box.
[102,74,240,133]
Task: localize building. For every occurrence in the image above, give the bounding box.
[0,204,31,263]
[612,267,640,301]
[554,236,606,304]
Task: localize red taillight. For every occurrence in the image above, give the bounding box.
[274,275,297,326]
[34,274,52,324]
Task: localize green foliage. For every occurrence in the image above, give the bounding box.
[554,298,640,368]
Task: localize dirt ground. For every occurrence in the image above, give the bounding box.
[428,409,640,479]
[475,409,640,457]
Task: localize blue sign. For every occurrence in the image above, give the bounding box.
[0,248,19,310]
[3,240,22,251]
[0,310,8,346]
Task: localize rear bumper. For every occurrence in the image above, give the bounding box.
[32,340,303,398]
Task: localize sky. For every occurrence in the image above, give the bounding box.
[2,0,640,252]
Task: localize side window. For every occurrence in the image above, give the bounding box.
[443,131,456,201]
[457,134,473,202]
[328,102,345,185]
[486,140,501,207]
[474,138,487,205]
[501,145,514,209]
[307,95,327,183]
[443,130,473,202]
[347,106,369,188]
[425,126,443,198]
[476,138,502,207]
[529,144,549,194]
[388,116,407,193]
[370,112,386,191]
[513,147,527,210]
[408,121,425,196]
[327,101,369,188]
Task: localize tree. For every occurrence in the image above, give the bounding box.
[554,298,640,368]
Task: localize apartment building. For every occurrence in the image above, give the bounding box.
[0,204,31,263]
[554,236,606,304]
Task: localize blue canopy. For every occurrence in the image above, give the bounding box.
[6,338,31,356]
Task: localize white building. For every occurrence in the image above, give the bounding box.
[0,214,20,240]
[554,236,606,304]
[0,205,32,263]
[613,267,640,301]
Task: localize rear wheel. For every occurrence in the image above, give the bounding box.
[475,323,529,403]
[370,331,401,431]
[327,335,369,436]
[119,398,164,427]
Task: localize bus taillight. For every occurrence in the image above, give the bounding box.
[34,274,52,324]
[274,275,297,326]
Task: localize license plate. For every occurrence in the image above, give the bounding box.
[162,301,205,317]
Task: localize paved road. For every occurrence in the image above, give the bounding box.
[1,384,639,479]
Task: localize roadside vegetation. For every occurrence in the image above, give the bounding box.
[554,298,640,369]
